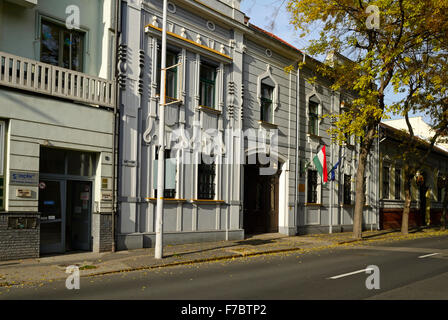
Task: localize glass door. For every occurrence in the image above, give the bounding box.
[39,180,65,254]
[67,181,92,251]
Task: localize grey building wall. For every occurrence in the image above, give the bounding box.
[117,0,380,250]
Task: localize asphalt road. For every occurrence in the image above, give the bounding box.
[1,235,448,300]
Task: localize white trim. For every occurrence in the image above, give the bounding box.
[0,120,4,177]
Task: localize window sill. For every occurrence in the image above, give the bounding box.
[305,203,322,207]
[258,120,278,129]
[307,133,323,139]
[191,199,225,205]
[145,197,187,203]
[198,105,221,115]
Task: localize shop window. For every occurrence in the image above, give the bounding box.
[395,169,402,200]
[153,148,176,198]
[0,121,5,210]
[260,83,273,123]
[308,96,319,135]
[199,63,217,109]
[40,19,84,72]
[156,49,178,100]
[307,169,318,203]
[197,153,216,200]
[382,165,390,199]
[344,174,351,204]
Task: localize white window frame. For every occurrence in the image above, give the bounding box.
[306,91,323,137]
[257,64,279,124]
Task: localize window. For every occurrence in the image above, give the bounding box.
[308,97,319,135]
[344,174,351,205]
[156,49,178,100]
[0,121,5,210]
[200,63,217,109]
[40,147,96,177]
[197,153,216,200]
[307,169,318,203]
[382,165,390,199]
[153,148,176,198]
[40,19,84,72]
[260,83,273,123]
[395,169,401,200]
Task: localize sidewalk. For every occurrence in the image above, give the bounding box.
[1,227,447,288]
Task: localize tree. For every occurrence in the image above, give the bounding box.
[286,0,448,239]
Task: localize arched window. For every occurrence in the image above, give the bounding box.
[260,78,274,123]
[257,64,279,124]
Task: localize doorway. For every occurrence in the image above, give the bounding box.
[39,179,92,254]
[243,163,280,234]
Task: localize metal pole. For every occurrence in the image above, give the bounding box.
[155,0,168,259]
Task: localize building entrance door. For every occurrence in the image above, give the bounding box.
[66,181,92,251]
[243,164,280,234]
[39,180,65,254]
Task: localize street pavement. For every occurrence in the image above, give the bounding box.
[0,234,448,299]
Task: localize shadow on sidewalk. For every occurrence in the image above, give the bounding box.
[164,235,284,258]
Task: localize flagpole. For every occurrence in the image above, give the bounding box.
[155,0,168,259]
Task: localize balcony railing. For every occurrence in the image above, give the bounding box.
[0,51,115,109]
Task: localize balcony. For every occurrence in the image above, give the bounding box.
[0,51,115,109]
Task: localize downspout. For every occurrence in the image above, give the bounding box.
[111,0,121,252]
[294,54,305,234]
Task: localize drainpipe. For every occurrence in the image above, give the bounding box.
[294,54,305,234]
[111,0,121,252]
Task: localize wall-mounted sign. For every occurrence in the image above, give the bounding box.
[10,171,39,186]
[101,191,113,201]
[16,189,32,198]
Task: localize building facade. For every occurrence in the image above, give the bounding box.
[0,0,117,260]
[116,0,380,250]
[379,123,448,229]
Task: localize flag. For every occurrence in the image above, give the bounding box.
[313,145,328,183]
[328,159,341,181]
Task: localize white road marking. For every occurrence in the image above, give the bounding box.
[418,253,440,259]
[328,268,374,280]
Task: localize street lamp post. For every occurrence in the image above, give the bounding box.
[155,0,168,259]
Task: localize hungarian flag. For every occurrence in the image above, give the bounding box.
[313,145,328,183]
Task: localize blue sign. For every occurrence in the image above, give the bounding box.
[10,171,39,186]
[43,201,55,206]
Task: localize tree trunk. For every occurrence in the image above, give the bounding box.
[353,126,375,240]
[401,175,412,234]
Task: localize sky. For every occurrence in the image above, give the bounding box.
[240,0,430,124]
